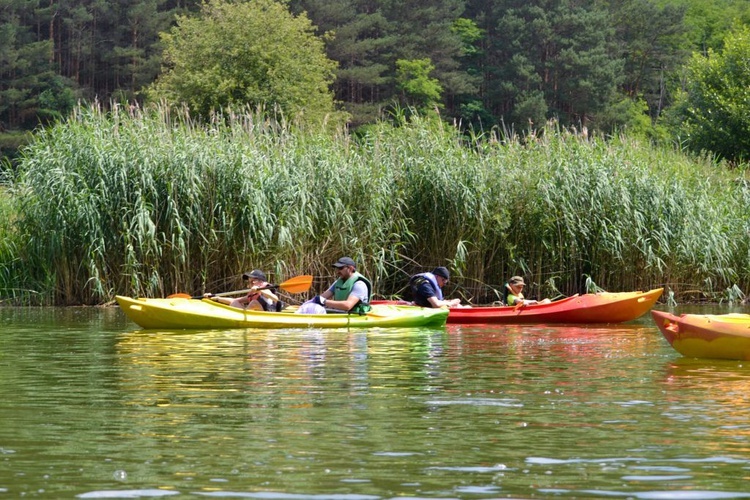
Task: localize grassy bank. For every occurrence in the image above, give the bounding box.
[1,104,748,305]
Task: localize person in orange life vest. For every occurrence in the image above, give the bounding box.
[204,269,280,311]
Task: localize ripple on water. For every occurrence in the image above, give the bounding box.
[190,493,381,499]
[5,309,750,498]
[426,465,509,473]
[576,490,750,499]
[77,490,180,498]
[424,398,523,407]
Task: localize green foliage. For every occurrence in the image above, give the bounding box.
[672,0,750,52]
[485,1,623,129]
[0,184,31,304]
[457,99,496,129]
[388,0,478,103]
[668,23,750,163]
[147,0,342,127]
[0,0,180,132]
[396,59,443,111]
[512,90,548,129]
[0,130,33,167]
[6,0,745,152]
[290,0,474,126]
[287,0,399,126]
[452,18,484,57]
[595,96,654,139]
[4,105,749,304]
[0,21,78,129]
[606,0,690,122]
[36,75,77,123]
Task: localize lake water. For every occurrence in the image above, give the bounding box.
[2,305,750,499]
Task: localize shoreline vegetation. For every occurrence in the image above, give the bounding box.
[0,104,748,306]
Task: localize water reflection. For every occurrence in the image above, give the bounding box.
[115,327,450,405]
[4,307,750,498]
[660,357,750,455]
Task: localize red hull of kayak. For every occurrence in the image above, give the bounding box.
[375,288,663,324]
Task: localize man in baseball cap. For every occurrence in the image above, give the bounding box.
[298,256,372,314]
[408,266,462,308]
[332,256,356,269]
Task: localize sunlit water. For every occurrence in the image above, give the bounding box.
[2,305,750,498]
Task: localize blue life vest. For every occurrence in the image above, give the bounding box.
[409,272,444,306]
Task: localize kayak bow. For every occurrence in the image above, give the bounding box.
[651,310,750,360]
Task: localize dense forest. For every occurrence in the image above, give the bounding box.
[2,0,749,164]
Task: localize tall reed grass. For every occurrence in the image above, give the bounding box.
[1,104,748,305]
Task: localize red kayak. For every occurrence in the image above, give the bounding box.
[374,288,663,324]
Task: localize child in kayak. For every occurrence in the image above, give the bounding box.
[503,276,551,306]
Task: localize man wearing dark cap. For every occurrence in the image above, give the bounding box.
[204,269,280,311]
[301,256,372,314]
[408,266,462,308]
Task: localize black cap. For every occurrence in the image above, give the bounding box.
[242,269,267,281]
[432,266,450,280]
[332,256,356,268]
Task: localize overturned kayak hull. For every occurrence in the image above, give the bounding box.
[115,295,449,330]
[651,310,750,360]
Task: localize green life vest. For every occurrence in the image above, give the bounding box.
[503,282,525,306]
[506,292,521,306]
[333,272,372,314]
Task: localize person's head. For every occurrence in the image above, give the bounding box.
[507,275,525,293]
[242,269,267,286]
[332,256,356,279]
[432,266,450,287]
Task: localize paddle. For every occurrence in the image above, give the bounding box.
[167,274,313,299]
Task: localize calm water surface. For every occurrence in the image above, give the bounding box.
[2,305,750,499]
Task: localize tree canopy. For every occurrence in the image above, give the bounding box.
[669,23,750,163]
[1,0,749,165]
[147,0,342,126]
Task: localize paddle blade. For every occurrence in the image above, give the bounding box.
[277,274,313,293]
[165,274,313,299]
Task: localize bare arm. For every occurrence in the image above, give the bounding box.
[324,293,361,311]
[427,296,461,308]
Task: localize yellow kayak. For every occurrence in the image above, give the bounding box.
[116,295,449,330]
[652,310,750,360]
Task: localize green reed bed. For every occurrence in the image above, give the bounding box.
[483,131,748,301]
[1,104,748,305]
[5,105,415,304]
